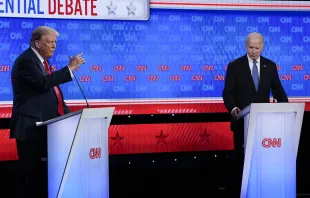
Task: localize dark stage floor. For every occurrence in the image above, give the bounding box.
[1,151,309,198]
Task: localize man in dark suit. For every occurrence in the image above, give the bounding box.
[222,32,288,196]
[10,26,85,197]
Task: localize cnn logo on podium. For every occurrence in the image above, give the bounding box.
[89,148,101,159]
[262,138,281,148]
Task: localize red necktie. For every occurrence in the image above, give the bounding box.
[43,60,65,115]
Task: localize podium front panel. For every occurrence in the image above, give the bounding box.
[245,112,296,198]
[60,117,109,198]
[47,114,81,198]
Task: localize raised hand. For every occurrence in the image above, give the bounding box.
[68,53,85,71]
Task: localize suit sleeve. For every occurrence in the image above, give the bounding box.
[222,62,236,113]
[271,63,288,102]
[19,60,72,92]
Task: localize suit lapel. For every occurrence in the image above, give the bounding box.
[38,62,47,75]
[27,48,47,75]
[258,57,267,91]
[242,55,257,91]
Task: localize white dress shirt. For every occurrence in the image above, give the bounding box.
[247,54,260,78]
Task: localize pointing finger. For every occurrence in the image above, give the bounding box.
[75,52,83,58]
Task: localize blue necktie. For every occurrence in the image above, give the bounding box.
[252,60,259,91]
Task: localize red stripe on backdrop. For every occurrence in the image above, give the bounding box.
[0,122,233,161]
[0,103,228,118]
[68,103,228,115]
[0,100,309,117]
[150,1,310,8]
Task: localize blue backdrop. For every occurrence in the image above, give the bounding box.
[0,9,309,101]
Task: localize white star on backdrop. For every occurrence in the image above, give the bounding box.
[107,1,117,15]
[127,2,137,15]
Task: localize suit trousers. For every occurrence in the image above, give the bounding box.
[230,120,245,197]
[15,133,47,198]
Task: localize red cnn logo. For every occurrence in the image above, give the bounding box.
[89,148,101,159]
[262,138,281,148]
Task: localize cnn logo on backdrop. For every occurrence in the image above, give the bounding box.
[89,148,101,159]
[262,138,282,148]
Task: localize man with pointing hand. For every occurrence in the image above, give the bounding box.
[10,26,85,198]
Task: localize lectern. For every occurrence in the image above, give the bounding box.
[36,107,115,198]
[237,103,304,198]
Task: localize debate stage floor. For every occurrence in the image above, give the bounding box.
[1,151,309,198]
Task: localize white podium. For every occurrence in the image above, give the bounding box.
[237,103,304,198]
[36,107,115,198]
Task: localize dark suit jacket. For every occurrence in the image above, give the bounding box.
[222,54,288,132]
[10,48,72,141]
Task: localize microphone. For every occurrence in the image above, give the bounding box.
[49,64,90,108]
[73,72,90,108]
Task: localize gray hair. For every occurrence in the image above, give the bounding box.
[246,32,264,43]
[30,26,59,46]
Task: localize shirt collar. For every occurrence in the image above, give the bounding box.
[247,54,260,65]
